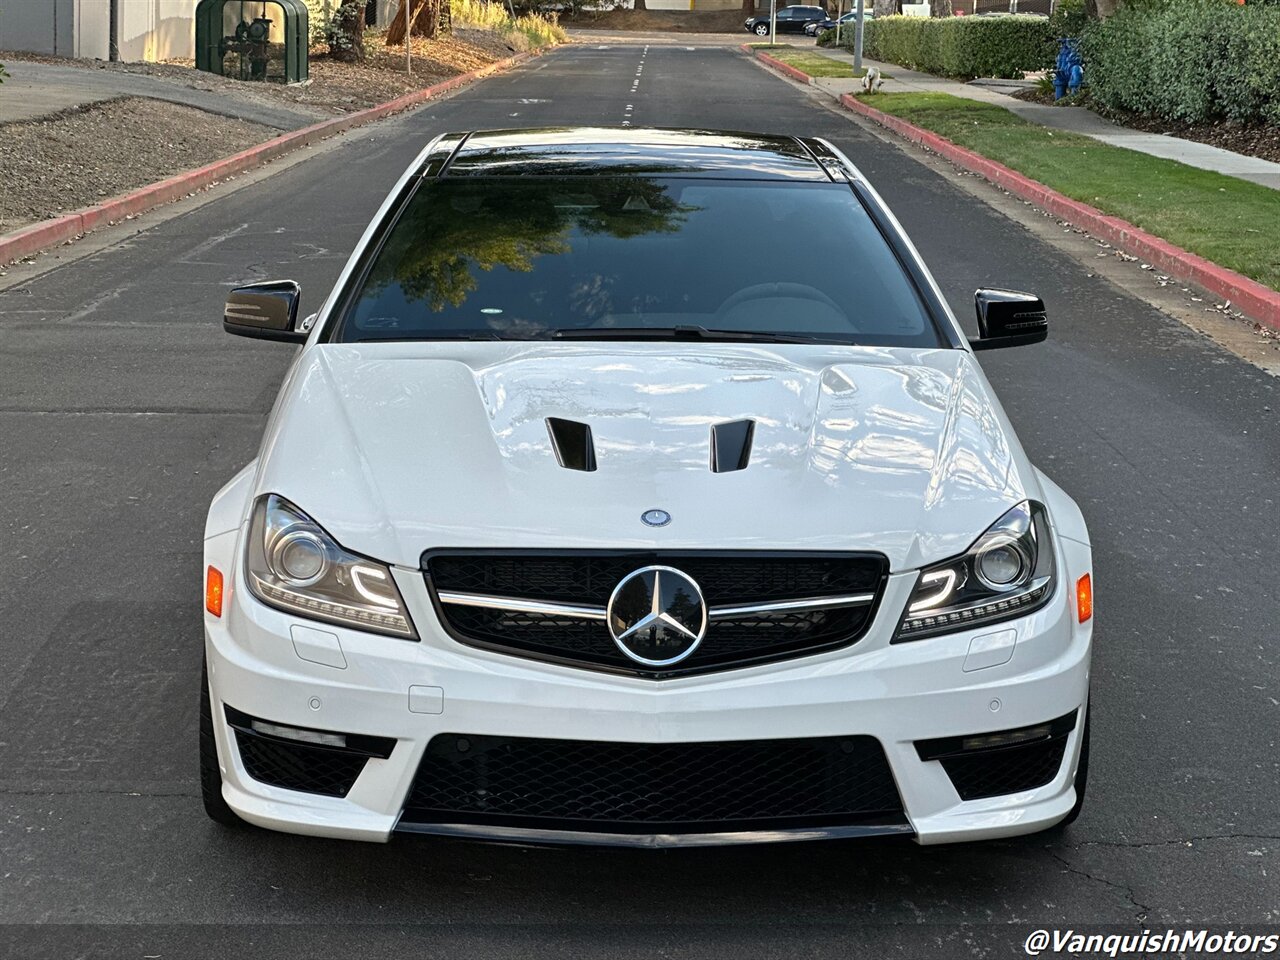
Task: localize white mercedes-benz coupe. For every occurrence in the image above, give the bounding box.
[202,128,1094,847]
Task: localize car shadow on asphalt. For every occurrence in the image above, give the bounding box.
[198,822,1079,922]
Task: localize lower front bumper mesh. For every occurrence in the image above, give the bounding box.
[397,732,910,844]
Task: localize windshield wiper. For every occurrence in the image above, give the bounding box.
[551,325,832,345]
[353,331,548,343]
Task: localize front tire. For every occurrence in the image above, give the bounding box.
[200,655,244,828]
[754,22,770,35]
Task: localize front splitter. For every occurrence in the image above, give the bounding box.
[393,819,916,848]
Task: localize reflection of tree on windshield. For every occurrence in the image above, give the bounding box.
[363,179,690,315]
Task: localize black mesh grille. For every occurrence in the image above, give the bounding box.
[235,731,368,798]
[429,553,882,605]
[425,551,887,676]
[940,737,1069,801]
[401,733,905,833]
[444,607,603,655]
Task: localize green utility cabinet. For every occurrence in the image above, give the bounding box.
[195,0,309,84]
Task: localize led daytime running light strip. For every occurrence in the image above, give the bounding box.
[255,578,415,637]
[897,581,1050,638]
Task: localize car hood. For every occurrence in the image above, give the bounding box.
[253,342,1039,572]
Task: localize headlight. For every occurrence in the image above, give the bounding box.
[894,501,1055,643]
[245,495,417,639]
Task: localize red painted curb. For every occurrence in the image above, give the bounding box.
[0,215,86,262]
[0,49,541,266]
[747,46,815,86]
[837,93,1280,332]
[748,46,1280,331]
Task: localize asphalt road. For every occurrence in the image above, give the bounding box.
[2,42,1278,958]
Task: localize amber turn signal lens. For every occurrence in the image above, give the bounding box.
[206,566,224,618]
[1076,573,1092,624]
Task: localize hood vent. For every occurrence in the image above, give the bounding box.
[710,419,755,473]
[546,418,597,472]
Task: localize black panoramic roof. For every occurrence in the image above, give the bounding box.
[435,127,836,181]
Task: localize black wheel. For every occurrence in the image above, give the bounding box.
[754,22,770,35]
[200,655,244,828]
[1049,701,1090,831]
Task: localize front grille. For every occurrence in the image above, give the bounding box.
[940,737,1069,801]
[425,551,887,677]
[428,553,880,605]
[234,731,369,798]
[401,733,906,834]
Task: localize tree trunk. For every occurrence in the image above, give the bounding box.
[634,0,647,11]
[387,0,443,44]
[328,1,366,61]
[742,0,756,14]
[420,0,439,39]
[1090,0,1119,17]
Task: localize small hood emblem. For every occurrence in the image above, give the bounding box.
[641,508,671,527]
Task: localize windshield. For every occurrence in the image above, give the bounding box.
[336,176,941,347]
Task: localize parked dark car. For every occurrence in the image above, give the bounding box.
[745,5,827,36]
[803,9,874,36]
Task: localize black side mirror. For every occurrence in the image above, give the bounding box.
[223,280,307,343]
[970,288,1048,351]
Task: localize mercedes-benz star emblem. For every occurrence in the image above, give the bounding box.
[641,508,671,527]
[606,565,707,667]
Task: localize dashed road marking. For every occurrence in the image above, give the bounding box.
[622,46,650,127]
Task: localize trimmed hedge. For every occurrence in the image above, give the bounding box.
[1082,0,1280,125]
[826,14,1054,80]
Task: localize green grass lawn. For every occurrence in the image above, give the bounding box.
[860,92,1280,292]
[752,44,872,79]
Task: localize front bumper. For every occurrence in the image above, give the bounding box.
[203,528,1093,846]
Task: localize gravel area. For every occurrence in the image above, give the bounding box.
[0,98,271,231]
[0,30,537,234]
[3,30,521,121]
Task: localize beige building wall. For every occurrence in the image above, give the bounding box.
[0,0,76,57]
[116,0,195,61]
[75,0,113,58]
[644,0,742,9]
[0,0,197,61]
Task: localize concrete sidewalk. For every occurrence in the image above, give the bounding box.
[810,46,1280,190]
[0,61,318,130]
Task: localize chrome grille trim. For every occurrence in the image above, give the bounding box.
[436,590,876,621]
[436,590,608,621]
[708,593,876,618]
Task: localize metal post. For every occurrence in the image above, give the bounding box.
[405,0,412,73]
[109,0,119,61]
[835,0,843,46]
[853,0,864,72]
[769,0,776,45]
